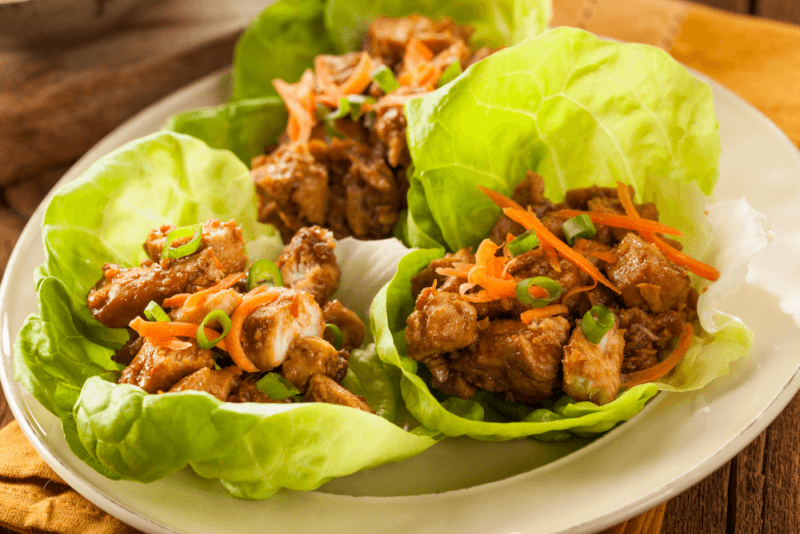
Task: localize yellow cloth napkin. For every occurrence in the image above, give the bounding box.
[4,1,800,532]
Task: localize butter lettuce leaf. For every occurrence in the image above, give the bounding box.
[14,131,438,499]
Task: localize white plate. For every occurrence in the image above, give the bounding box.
[1,68,799,534]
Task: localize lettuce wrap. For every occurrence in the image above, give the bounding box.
[14,131,440,499]
[373,28,771,440]
[167,0,551,165]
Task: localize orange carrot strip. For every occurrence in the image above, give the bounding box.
[180,272,246,313]
[503,207,620,294]
[314,56,345,100]
[407,38,434,62]
[542,241,562,273]
[558,209,684,237]
[129,317,228,352]
[520,305,569,324]
[373,92,423,109]
[622,323,694,386]
[615,182,719,281]
[226,290,283,373]
[436,267,473,278]
[274,70,316,143]
[148,336,193,351]
[162,293,190,308]
[340,52,373,95]
[559,280,597,305]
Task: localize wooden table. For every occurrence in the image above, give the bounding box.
[1,0,798,532]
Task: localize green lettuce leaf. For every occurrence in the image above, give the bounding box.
[171,0,550,163]
[374,28,771,439]
[405,27,721,251]
[14,131,438,498]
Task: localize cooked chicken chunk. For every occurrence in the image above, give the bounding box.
[449,318,570,403]
[562,324,626,405]
[168,288,242,324]
[168,366,241,401]
[112,334,144,366]
[405,288,479,360]
[365,15,474,69]
[507,247,585,310]
[277,226,341,305]
[87,247,225,329]
[119,339,215,393]
[282,337,348,393]
[227,375,290,404]
[606,233,691,312]
[320,52,364,85]
[305,374,375,413]
[240,288,324,371]
[410,247,475,298]
[371,106,409,169]
[489,171,562,244]
[322,300,365,350]
[144,219,248,274]
[617,307,686,372]
[252,143,329,242]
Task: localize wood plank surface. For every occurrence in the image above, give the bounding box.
[0,1,799,533]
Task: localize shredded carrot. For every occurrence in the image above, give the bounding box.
[340,52,373,95]
[398,39,440,88]
[436,266,473,278]
[615,182,720,281]
[314,56,345,100]
[162,293,190,308]
[622,322,694,386]
[147,336,193,351]
[373,92,423,109]
[129,317,228,352]
[557,209,684,237]
[226,289,283,373]
[273,69,316,144]
[559,280,597,305]
[180,272,245,314]
[590,251,618,264]
[520,305,569,324]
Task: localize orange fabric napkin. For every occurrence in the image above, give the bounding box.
[4,1,800,533]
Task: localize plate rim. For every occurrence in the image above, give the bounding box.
[1,65,799,534]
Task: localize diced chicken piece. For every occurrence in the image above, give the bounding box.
[471,298,529,321]
[489,171,563,244]
[449,318,570,403]
[305,374,375,414]
[507,247,585,310]
[277,226,341,305]
[168,366,241,401]
[606,233,691,312]
[169,288,242,324]
[144,219,248,274]
[87,248,225,329]
[321,52,364,85]
[252,143,329,242]
[365,15,473,69]
[282,337,348,393]
[572,238,615,269]
[423,354,477,399]
[562,323,626,405]
[227,375,291,404]
[240,288,324,371]
[112,334,143,366]
[617,307,685,373]
[322,300,365,350]
[371,106,408,168]
[410,247,475,298]
[119,339,215,393]
[565,184,660,245]
[406,287,479,360]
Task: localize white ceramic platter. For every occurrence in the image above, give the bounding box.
[1,68,799,534]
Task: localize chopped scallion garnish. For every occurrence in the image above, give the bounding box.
[515,276,562,307]
[196,310,231,350]
[144,301,170,322]
[437,61,463,87]
[246,260,283,291]
[325,323,344,350]
[326,97,351,120]
[371,65,399,94]
[161,224,203,259]
[255,373,300,401]
[562,214,597,245]
[507,229,540,257]
[580,305,615,344]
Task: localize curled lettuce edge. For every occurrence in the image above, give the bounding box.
[13,131,438,499]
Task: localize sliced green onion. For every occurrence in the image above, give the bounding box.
[246,260,283,291]
[144,301,170,322]
[580,305,615,344]
[507,229,540,257]
[255,372,300,401]
[196,310,232,350]
[345,94,376,120]
[325,323,343,350]
[515,276,563,307]
[326,97,351,120]
[437,61,463,87]
[562,214,597,246]
[161,224,203,259]
[371,64,399,94]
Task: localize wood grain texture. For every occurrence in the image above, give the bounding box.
[757,0,800,25]
[661,462,731,533]
[693,0,751,14]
